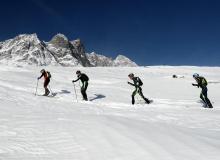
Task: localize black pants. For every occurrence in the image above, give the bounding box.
[81,81,88,101]
[132,87,150,104]
[44,78,50,94]
[200,87,212,108]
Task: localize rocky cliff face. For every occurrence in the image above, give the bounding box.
[0,33,138,67]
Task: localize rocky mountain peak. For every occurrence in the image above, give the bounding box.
[0,33,138,67]
[49,33,69,48]
[71,39,81,47]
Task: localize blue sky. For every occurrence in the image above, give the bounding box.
[0,0,220,66]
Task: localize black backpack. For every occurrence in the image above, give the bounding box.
[84,74,89,81]
[81,73,89,81]
[47,71,51,79]
[137,77,143,86]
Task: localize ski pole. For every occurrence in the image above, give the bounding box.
[73,82,78,102]
[35,79,39,96]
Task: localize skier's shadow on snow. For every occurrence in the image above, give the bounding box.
[56,90,71,95]
[209,81,220,84]
[90,94,106,101]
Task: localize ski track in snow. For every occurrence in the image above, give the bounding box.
[0,65,220,160]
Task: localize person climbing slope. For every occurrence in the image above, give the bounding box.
[72,70,89,101]
[38,69,51,96]
[192,73,213,108]
[128,73,151,105]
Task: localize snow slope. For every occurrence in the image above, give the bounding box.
[0,65,219,160]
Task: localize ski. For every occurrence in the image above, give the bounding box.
[36,93,57,98]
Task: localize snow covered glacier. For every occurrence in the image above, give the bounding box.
[0,65,219,160]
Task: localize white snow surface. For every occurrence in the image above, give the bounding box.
[0,65,219,160]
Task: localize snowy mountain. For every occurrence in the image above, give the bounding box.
[87,52,114,67]
[114,54,137,67]
[87,52,138,67]
[0,34,137,67]
[0,34,56,66]
[0,65,219,159]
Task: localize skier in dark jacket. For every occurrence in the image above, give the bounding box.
[128,73,151,105]
[192,73,213,108]
[72,70,89,101]
[38,69,51,96]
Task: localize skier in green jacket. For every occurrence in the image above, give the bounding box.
[72,70,89,101]
[192,73,213,108]
[128,73,151,105]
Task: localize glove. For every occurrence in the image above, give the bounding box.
[192,83,198,86]
[37,77,40,80]
[128,82,135,86]
[72,80,75,83]
[128,82,132,85]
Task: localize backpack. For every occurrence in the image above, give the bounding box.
[137,77,143,86]
[47,71,51,79]
[201,77,207,86]
[84,74,89,81]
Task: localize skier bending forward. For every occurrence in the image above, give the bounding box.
[72,70,89,101]
[128,73,151,105]
[192,73,213,108]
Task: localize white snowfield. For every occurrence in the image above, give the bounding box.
[0,65,219,160]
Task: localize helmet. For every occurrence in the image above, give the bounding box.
[40,69,45,73]
[76,70,81,75]
[193,73,199,78]
[128,73,134,78]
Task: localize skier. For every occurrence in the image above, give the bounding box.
[38,69,51,96]
[192,73,213,108]
[72,70,89,101]
[127,73,151,105]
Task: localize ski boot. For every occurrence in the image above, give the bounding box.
[43,88,50,96]
[144,98,151,104]
[208,103,213,108]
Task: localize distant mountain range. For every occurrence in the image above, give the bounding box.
[0,33,137,67]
